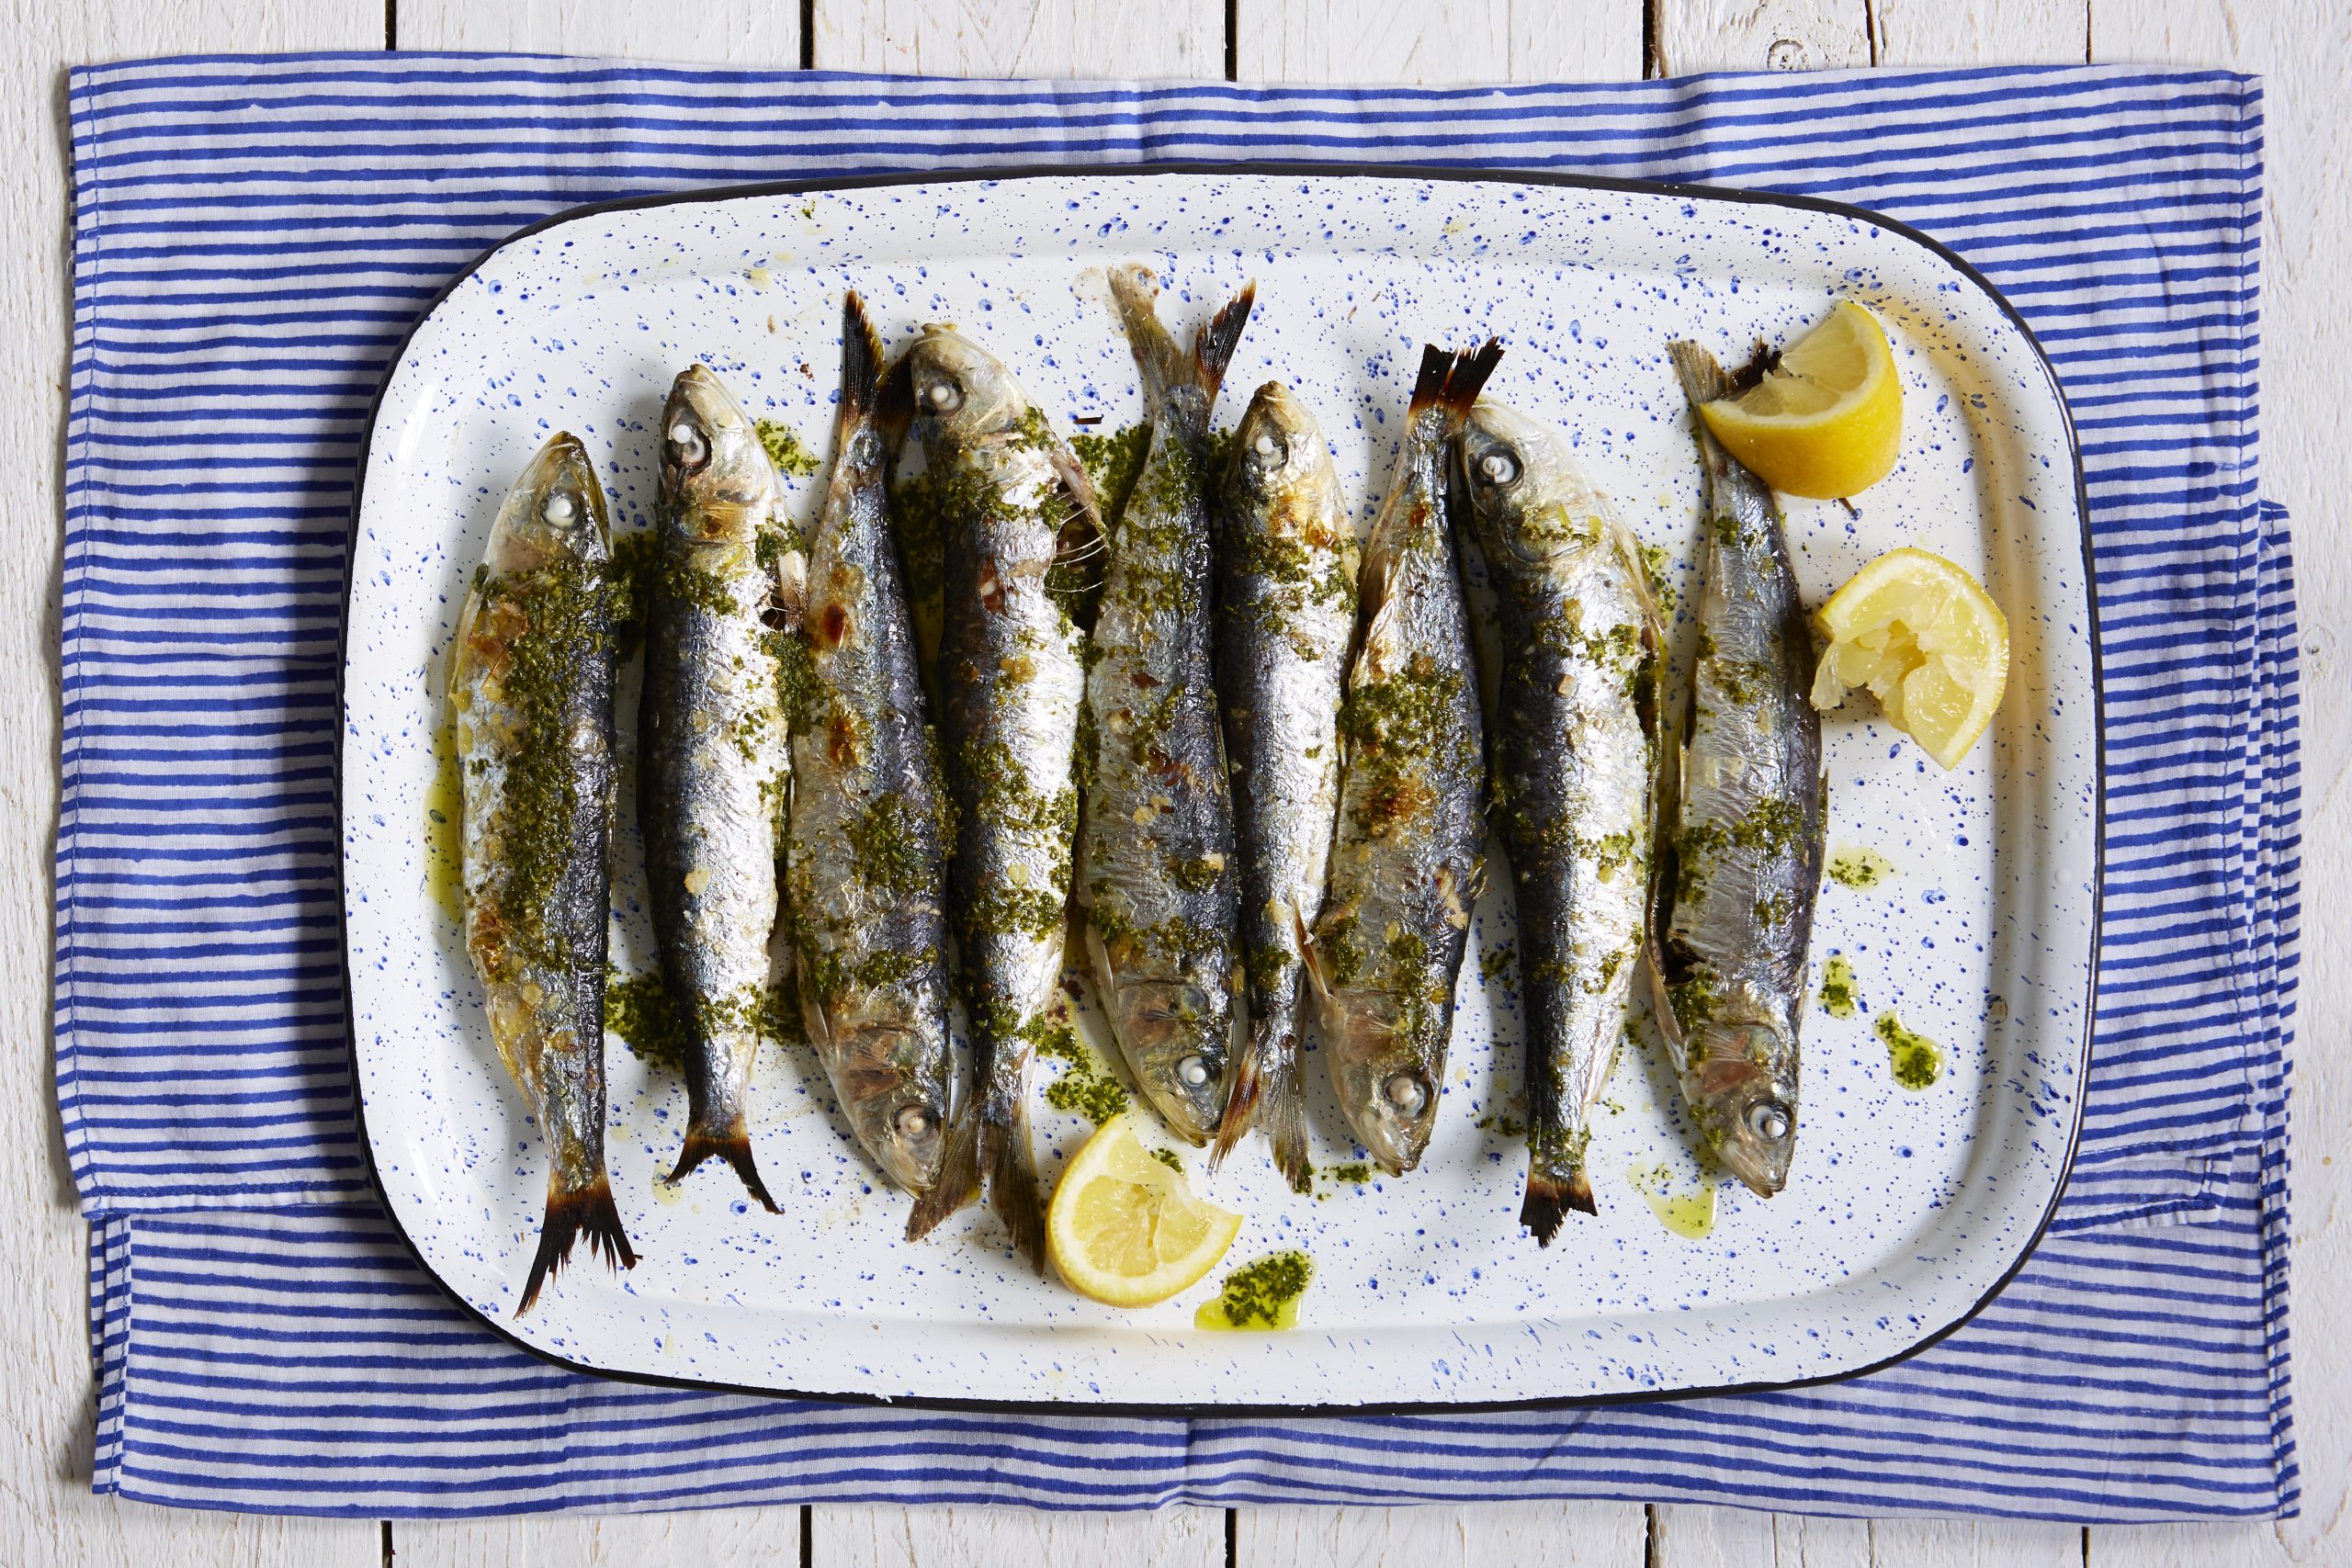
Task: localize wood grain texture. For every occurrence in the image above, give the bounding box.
[1653,1508,2082,1566]
[809,1505,1224,1567]
[811,0,1223,77]
[2084,0,2352,1545]
[1872,0,2086,63]
[1233,1502,1646,1567]
[6,3,385,1563]
[1233,0,1641,83]
[1653,0,1871,73]
[399,1513,794,1566]
[395,0,801,62]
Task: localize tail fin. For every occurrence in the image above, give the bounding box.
[1408,338,1505,422]
[670,1119,779,1213]
[518,1174,637,1315]
[1109,264,1257,407]
[905,1101,981,1242]
[1667,339,1732,408]
[840,291,883,419]
[1213,1010,1310,1194]
[1520,1162,1597,1248]
[988,1100,1046,1271]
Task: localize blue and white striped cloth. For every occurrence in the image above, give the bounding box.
[63,57,2298,1520]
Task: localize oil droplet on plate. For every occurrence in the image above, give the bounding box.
[1826,844,1895,889]
[1819,953,1860,1019]
[424,724,463,921]
[1195,1250,1311,1331]
[1876,1011,1944,1089]
[1626,1162,1716,1239]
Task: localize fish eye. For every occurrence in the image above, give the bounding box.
[1176,1055,1211,1089]
[1250,431,1287,466]
[1747,1099,1792,1142]
[665,420,709,471]
[1478,449,1521,488]
[540,492,579,528]
[893,1104,934,1139]
[922,376,965,413]
[1382,1071,1430,1116]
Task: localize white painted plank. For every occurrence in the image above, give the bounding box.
[2081,0,2352,1552]
[811,0,1224,78]
[394,0,801,62]
[1654,0,1871,74]
[1234,1500,1645,1567]
[1873,0,2085,64]
[398,1512,793,1566]
[6,0,383,1558]
[1233,0,1641,83]
[809,1504,1225,1567]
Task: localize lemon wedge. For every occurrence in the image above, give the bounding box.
[1695,300,1903,498]
[1813,547,2009,769]
[1046,1114,1241,1307]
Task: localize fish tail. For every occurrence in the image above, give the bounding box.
[988,1099,1047,1271]
[840,290,884,419]
[1214,1008,1310,1194]
[1408,337,1505,421]
[518,1172,637,1315]
[1667,339,1733,408]
[670,1117,779,1213]
[905,1101,982,1242]
[1193,281,1257,404]
[1521,1127,1598,1247]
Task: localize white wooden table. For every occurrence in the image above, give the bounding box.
[5,2,2343,1563]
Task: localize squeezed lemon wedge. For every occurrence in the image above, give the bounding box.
[1813,547,2009,770]
[1696,300,1903,498]
[1046,1114,1241,1307]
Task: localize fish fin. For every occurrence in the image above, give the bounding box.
[1520,1165,1596,1248]
[875,344,916,451]
[1193,281,1257,405]
[839,291,884,419]
[670,1120,779,1213]
[1215,992,1310,1194]
[1666,339,1733,408]
[1108,264,1185,407]
[1408,338,1504,421]
[989,1099,1047,1270]
[905,1102,981,1241]
[1046,447,1109,630]
[518,1173,637,1315]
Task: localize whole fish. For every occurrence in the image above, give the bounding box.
[1651,341,1826,1198]
[449,432,636,1313]
[1209,380,1355,1190]
[1454,400,1661,1242]
[640,364,797,1211]
[1080,264,1255,1145]
[1306,341,1501,1175]
[784,294,954,1197]
[893,324,1104,1264]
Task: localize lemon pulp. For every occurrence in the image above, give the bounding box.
[1694,299,1903,498]
[1812,547,2009,769]
[1046,1114,1241,1307]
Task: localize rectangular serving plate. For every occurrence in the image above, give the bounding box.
[342,167,2098,1411]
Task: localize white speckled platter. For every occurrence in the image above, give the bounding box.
[343,169,2098,1410]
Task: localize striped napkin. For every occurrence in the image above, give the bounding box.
[62,57,2298,1520]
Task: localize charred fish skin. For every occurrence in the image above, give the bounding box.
[449,432,636,1313]
[640,364,795,1212]
[1652,341,1826,1199]
[1306,341,1502,1177]
[893,324,1103,1266]
[785,295,954,1199]
[1209,379,1354,1190]
[1454,400,1661,1243]
[1080,265,1255,1147]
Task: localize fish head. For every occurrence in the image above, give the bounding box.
[1105,977,1232,1145]
[1228,380,1342,529]
[1687,1024,1798,1196]
[893,326,1031,452]
[660,364,775,545]
[1322,995,1441,1175]
[826,1019,953,1193]
[1453,399,1610,569]
[484,432,609,572]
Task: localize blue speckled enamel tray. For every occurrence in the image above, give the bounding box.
[341,168,2098,1410]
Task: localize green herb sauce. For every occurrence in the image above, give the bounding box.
[1194,1249,1312,1331]
[1875,1011,1944,1089]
